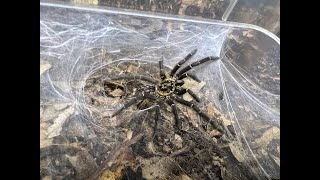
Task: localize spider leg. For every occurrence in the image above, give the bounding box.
[159,60,166,80]
[176,56,220,77]
[177,72,201,83]
[175,79,184,86]
[166,99,181,130]
[110,94,145,117]
[109,74,159,84]
[173,96,224,133]
[175,86,201,102]
[170,49,197,77]
[153,105,161,138]
[174,96,209,119]
[185,89,201,102]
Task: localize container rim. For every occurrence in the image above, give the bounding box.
[40,1,280,45]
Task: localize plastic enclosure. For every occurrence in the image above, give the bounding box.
[40,2,279,180]
[41,0,280,36]
[41,0,238,21]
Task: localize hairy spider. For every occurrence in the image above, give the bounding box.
[108,49,223,133]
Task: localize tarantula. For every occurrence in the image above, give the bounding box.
[108,49,224,133]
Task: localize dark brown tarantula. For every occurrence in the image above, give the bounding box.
[108,49,224,133]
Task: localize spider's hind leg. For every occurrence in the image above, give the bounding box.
[153,105,161,138]
[173,96,224,133]
[109,74,158,84]
[166,99,181,131]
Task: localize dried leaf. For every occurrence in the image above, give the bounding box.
[127,64,138,73]
[242,30,254,38]
[209,129,222,137]
[40,107,44,120]
[114,148,136,167]
[137,156,189,179]
[173,134,183,148]
[42,106,59,122]
[186,106,200,126]
[53,103,71,110]
[47,106,75,138]
[252,121,271,130]
[40,122,52,148]
[272,76,280,81]
[40,61,52,75]
[229,34,241,43]
[243,105,250,112]
[147,142,158,155]
[42,176,52,180]
[100,165,124,180]
[270,154,280,167]
[180,174,193,180]
[108,115,123,127]
[183,79,205,101]
[229,141,246,163]
[66,151,99,179]
[42,103,73,122]
[207,103,232,126]
[255,126,280,148]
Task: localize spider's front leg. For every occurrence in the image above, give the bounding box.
[176,56,220,77]
[170,49,197,77]
[177,72,201,83]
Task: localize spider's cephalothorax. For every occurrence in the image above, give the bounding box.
[108,49,224,133]
[156,78,177,97]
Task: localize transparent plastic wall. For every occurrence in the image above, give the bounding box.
[228,0,280,37]
[40,0,280,36]
[40,2,279,180]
